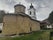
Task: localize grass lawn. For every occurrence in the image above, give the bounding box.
[0,30,50,40]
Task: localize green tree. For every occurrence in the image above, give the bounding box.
[48,11,53,24]
[0,10,5,23]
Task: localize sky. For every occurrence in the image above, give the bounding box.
[0,0,53,21]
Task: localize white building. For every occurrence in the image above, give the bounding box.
[47,25,52,29]
[28,3,36,20]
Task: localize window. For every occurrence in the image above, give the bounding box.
[30,11,31,15]
[0,30,2,33]
[30,27,32,31]
[34,12,35,15]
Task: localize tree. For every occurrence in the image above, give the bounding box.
[0,10,5,23]
[48,11,53,24]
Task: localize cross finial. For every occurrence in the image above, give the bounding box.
[31,3,32,6]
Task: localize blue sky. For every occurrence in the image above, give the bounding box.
[0,0,53,21]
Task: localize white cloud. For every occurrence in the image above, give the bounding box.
[0,0,17,12]
[0,0,53,20]
[0,0,28,13]
[25,0,53,21]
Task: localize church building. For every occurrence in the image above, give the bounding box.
[2,3,40,35]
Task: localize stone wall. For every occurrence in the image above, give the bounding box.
[2,15,17,35]
[2,15,40,35]
[16,16,30,34]
[31,20,40,31]
[15,6,25,14]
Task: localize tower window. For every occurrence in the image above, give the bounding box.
[30,11,31,15]
[30,27,32,31]
[0,30,2,33]
[34,12,35,15]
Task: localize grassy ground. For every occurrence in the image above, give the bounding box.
[0,30,51,40]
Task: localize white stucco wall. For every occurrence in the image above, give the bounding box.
[47,25,52,28]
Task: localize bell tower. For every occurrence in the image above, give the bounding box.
[28,3,36,19]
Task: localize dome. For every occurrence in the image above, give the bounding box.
[14,4,26,8]
[14,4,26,14]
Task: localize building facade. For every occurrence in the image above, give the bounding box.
[2,4,40,35]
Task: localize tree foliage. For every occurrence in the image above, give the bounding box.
[48,11,53,24]
[0,10,5,23]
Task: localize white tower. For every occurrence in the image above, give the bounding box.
[28,3,36,19]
